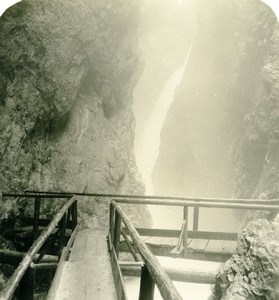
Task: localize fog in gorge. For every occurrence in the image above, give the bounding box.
[132,0,279,233]
[0,0,278,299]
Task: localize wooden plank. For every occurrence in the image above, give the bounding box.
[134,228,180,238]
[132,228,238,241]
[49,228,118,300]
[205,240,237,254]
[188,239,209,252]
[145,237,179,247]
[111,246,127,300]
[119,241,231,262]
[68,231,87,262]
[47,226,78,299]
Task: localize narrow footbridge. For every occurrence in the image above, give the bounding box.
[0,192,278,300]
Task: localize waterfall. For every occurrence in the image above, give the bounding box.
[135,45,192,195]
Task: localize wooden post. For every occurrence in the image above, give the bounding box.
[18,267,35,300]
[110,203,115,245]
[139,265,155,300]
[183,205,188,257]
[33,197,41,240]
[183,205,188,221]
[121,228,140,262]
[114,210,121,258]
[58,212,68,257]
[71,200,78,229]
[183,220,188,257]
[193,205,199,231]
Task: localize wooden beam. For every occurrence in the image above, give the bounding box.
[121,228,140,262]
[110,246,127,300]
[114,211,121,258]
[47,226,79,300]
[119,263,217,284]
[33,197,41,240]
[30,262,58,270]
[109,203,115,246]
[113,198,279,211]
[118,242,232,262]
[0,195,76,300]
[0,250,58,265]
[193,207,199,231]
[23,190,279,204]
[113,201,183,300]
[127,228,238,241]
[139,265,155,300]
[18,267,35,300]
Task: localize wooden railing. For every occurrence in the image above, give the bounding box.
[114,197,279,261]
[1,191,279,300]
[109,196,279,299]
[110,201,183,300]
[0,194,77,300]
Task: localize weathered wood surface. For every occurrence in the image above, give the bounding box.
[23,190,279,204]
[113,201,183,300]
[119,236,237,262]
[110,245,127,300]
[0,250,58,265]
[139,265,155,300]
[188,239,210,252]
[49,227,117,300]
[205,240,238,254]
[119,262,217,284]
[47,226,78,299]
[0,195,76,300]
[130,227,239,241]
[114,198,279,211]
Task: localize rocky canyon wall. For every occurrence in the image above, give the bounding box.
[0,0,150,226]
[152,0,278,202]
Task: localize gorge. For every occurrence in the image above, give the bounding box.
[0,0,279,299]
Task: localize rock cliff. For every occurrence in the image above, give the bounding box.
[152,0,278,200]
[149,0,279,298]
[0,0,150,225]
[212,219,279,300]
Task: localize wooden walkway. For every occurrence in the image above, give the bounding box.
[50,227,117,300]
[145,237,237,261]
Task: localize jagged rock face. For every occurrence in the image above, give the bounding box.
[152,0,278,199]
[235,23,279,201]
[212,219,279,300]
[0,0,151,226]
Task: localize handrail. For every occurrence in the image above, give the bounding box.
[114,198,279,211]
[23,190,279,204]
[112,201,183,300]
[0,195,77,300]
[2,193,72,199]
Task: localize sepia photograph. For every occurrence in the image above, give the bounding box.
[0,0,279,299]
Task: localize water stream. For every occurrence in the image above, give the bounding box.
[135,46,192,195]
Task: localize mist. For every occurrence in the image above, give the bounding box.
[133,0,273,232]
